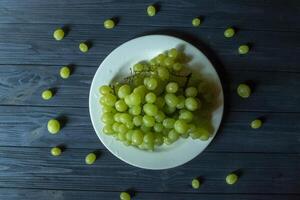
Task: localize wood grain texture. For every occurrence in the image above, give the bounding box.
[1,65,299,112]
[0,188,299,200]
[0,105,299,153]
[0,147,299,193]
[0,23,299,71]
[0,0,299,32]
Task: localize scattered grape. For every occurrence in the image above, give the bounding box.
[192,17,201,27]
[224,27,235,38]
[251,119,262,129]
[60,66,71,79]
[51,147,62,156]
[47,119,60,134]
[147,5,156,17]
[79,42,89,53]
[53,28,65,40]
[237,83,251,98]
[104,19,115,29]
[85,152,97,165]
[226,173,238,185]
[42,89,53,100]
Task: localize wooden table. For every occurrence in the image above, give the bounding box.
[0,0,299,199]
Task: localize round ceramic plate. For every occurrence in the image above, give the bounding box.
[89,35,224,170]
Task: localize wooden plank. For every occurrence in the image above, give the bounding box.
[0,105,299,153]
[0,147,299,193]
[0,188,299,200]
[1,65,299,112]
[0,0,299,32]
[0,23,299,72]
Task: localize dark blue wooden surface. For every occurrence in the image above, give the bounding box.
[0,0,299,199]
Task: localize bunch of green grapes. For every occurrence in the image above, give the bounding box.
[99,48,212,151]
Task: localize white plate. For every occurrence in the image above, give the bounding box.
[89,35,224,170]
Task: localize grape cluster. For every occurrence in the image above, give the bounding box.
[99,48,212,151]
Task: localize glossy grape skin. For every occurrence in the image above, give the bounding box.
[238,44,250,54]
[85,153,97,165]
[147,5,156,16]
[165,93,179,107]
[132,130,144,145]
[251,119,262,129]
[120,192,131,200]
[115,100,128,112]
[118,84,131,99]
[185,97,199,111]
[179,110,193,122]
[157,67,169,80]
[237,84,251,98]
[145,92,157,103]
[143,103,158,116]
[47,119,60,134]
[79,42,89,53]
[53,28,64,40]
[51,147,62,156]
[133,115,143,126]
[174,119,189,134]
[168,129,179,142]
[191,178,200,189]
[226,173,238,185]
[143,115,155,127]
[60,66,71,79]
[154,123,164,132]
[224,27,235,38]
[101,112,115,124]
[104,19,115,29]
[155,111,166,122]
[130,105,142,116]
[192,17,201,27]
[166,82,179,93]
[42,90,53,100]
[143,132,154,144]
[163,118,176,129]
[99,85,113,95]
[103,125,114,135]
[145,77,158,90]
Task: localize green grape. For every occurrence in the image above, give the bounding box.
[85,152,97,165]
[174,119,189,134]
[133,115,143,126]
[51,147,62,156]
[79,42,89,53]
[53,28,65,40]
[118,84,131,99]
[145,92,157,103]
[168,48,178,59]
[115,100,128,112]
[103,125,114,135]
[133,63,144,72]
[42,89,53,100]
[60,66,71,79]
[164,105,176,115]
[104,19,115,29]
[126,122,134,129]
[237,83,251,98]
[103,93,117,106]
[154,123,164,132]
[155,54,167,64]
[165,82,179,93]
[124,95,132,106]
[133,75,144,86]
[185,97,199,111]
[164,57,175,67]
[226,173,238,185]
[99,85,113,95]
[168,129,179,142]
[143,115,155,127]
[141,124,151,132]
[155,111,166,122]
[130,105,142,115]
[224,27,235,38]
[118,132,127,141]
[113,113,122,122]
[145,77,158,90]
[143,103,158,116]
[163,137,173,145]
[101,112,114,124]
[185,87,198,97]
[190,127,206,139]
[118,124,128,134]
[133,85,147,97]
[143,132,154,144]
[199,128,210,141]
[126,130,134,142]
[251,119,262,129]
[176,95,185,109]
[165,93,179,107]
[179,110,193,122]
[120,192,131,200]
[238,44,249,54]
[130,92,142,106]
[147,5,156,16]
[157,67,170,80]
[192,17,201,27]
[132,130,144,145]
[173,63,183,71]
[119,113,132,124]
[191,178,200,189]
[154,133,164,146]
[163,118,176,129]
[155,96,165,108]
[47,119,60,134]
[112,122,120,132]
